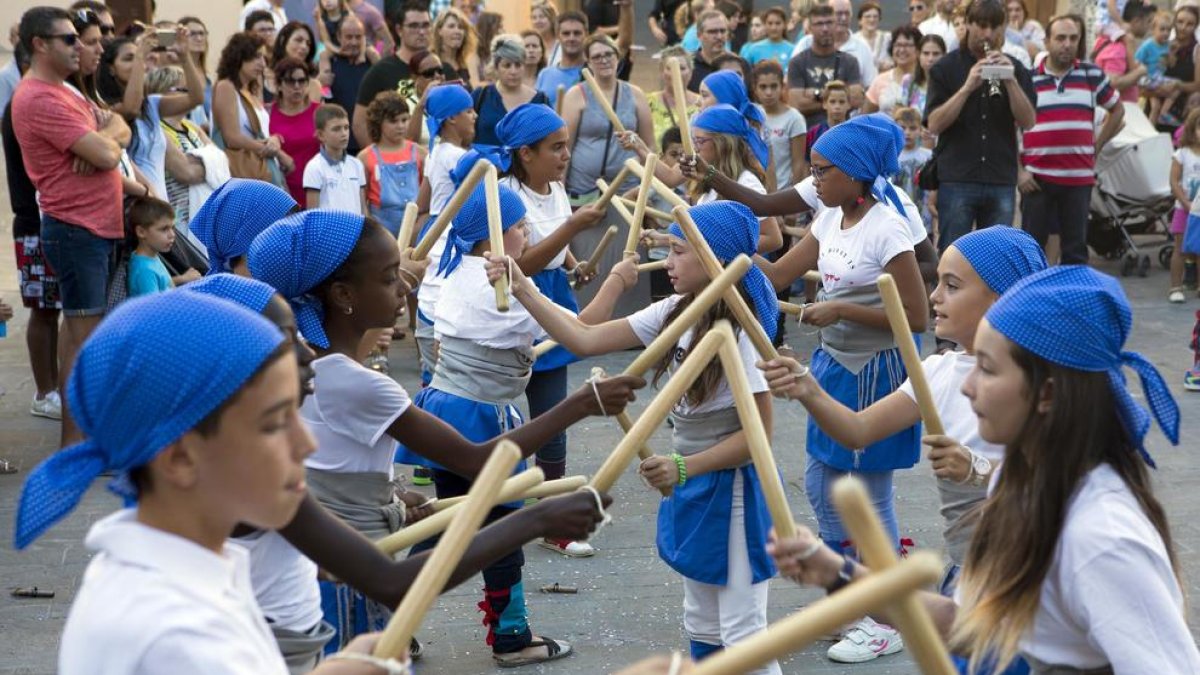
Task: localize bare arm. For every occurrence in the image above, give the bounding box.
[405,89,426,142]
[70,129,124,171]
[789,86,823,115]
[1171,159,1189,207]
[212,80,266,152]
[789,135,808,186]
[1003,74,1036,130]
[616,0,634,57]
[686,392,772,476]
[632,85,657,151]
[792,378,922,449]
[1095,100,1124,152]
[306,189,321,209]
[164,140,206,184]
[514,202,605,275]
[755,229,819,291]
[159,46,206,117]
[561,85,585,149]
[758,216,784,254]
[695,160,810,217]
[823,250,928,331]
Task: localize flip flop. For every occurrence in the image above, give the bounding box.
[493,637,572,668]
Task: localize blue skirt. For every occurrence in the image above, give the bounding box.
[530,267,580,372]
[805,347,921,472]
[395,387,528,508]
[656,465,776,586]
[319,579,390,655]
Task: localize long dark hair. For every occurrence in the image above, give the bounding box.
[915,34,945,88]
[952,343,1182,673]
[273,21,317,67]
[1171,6,1199,69]
[652,282,757,406]
[96,37,149,156]
[217,32,266,93]
[69,8,103,105]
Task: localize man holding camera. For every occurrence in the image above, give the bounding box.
[925,0,1036,253]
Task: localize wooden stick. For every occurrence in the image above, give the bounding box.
[623,255,751,376]
[624,158,688,209]
[637,259,668,273]
[484,165,509,312]
[396,202,420,251]
[597,178,635,225]
[804,269,821,284]
[555,84,565,117]
[668,57,695,156]
[593,167,631,211]
[613,410,672,497]
[590,328,729,493]
[373,441,524,661]
[626,153,658,254]
[375,467,544,556]
[581,69,626,133]
[780,300,802,316]
[574,225,618,283]
[412,159,490,260]
[714,320,796,539]
[618,197,673,222]
[876,274,943,435]
[691,552,943,675]
[673,205,779,361]
[832,478,957,675]
[432,475,587,512]
[532,340,558,359]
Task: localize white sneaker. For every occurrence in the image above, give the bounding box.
[1170,288,1186,303]
[31,391,62,420]
[827,617,904,663]
[538,538,596,558]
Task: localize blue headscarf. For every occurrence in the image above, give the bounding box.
[693,104,770,173]
[189,179,298,274]
[952,226,1048,295]
[701,70,765,127]
[437,182,527,277]
[13,292,285,549]
[449,148,504,187]
[466,102,566,174]
[425,83,473,141]
[668,201,778,341]
[986,266,1180,467]
[812,113,908,218]
[182,273,279,313]
[248,210,366,350]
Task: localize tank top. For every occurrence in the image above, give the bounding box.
[565,79,639,197]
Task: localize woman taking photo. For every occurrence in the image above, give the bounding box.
[432,7,479,87]
[863,25,922,114]
[213,33,291,188]
[179,16,213,129]
[269,57,320,204]
[472,35,549,147]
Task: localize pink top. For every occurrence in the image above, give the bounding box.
[12,78,123,239]
[1093,35,1139,103]
[270,101,321,204]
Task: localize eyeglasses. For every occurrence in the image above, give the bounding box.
[418,67,444,78]
[40,33,79,46]
[810,162,836,180]
[691,135,714,147]
[282,76,309,87]
[908,4,926,10]
[588,51,616,63]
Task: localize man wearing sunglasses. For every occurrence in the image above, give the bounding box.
[920,0,961,51]
[11,6,130,449]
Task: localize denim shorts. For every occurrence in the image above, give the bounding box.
[40,214,118,317]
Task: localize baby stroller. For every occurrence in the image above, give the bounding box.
[1087,103,1175,276]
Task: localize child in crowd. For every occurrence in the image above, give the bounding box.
[753,60,807,193]
[303,104,367,212]
[1168,108,1200,304]
[126,196,177,297]
[314,0,348,51]
[1135,11,1180,126]
[739,7,794,72]
[805,80,849,163]
[891,106,935,237]
[358,91,426,237]
[647,127,686,301]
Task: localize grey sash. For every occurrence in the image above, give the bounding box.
[305,468,405,540]
[937,478,987,565]
[1023,655,1114,675]
[429,336,532,404]
[271,620,336,675]
[818,283,898,373]
[671,406,748,464]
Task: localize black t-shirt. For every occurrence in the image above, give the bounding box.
[586,0,621,34]
[2,102,41,238]
[330,55,372,154]
[924,47,1037,185]
[355,54,459,109]
[649,0,688,45]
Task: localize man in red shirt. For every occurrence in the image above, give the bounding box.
[12,6,128,446]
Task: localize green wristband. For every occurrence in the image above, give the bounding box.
[671,453,688,486]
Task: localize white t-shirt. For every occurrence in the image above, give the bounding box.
[897,351,1003,463]
[795,176,927,246]
[301,353,412,477]
[918,15,959,52]
[233,530,322,633]
[699,170,768,224]
[302,152,366,214]
[418,142,469,322]
[435,255,573,349]
[501,177,572,270]
[59,510,288,675]
[626,295,769,415]
[810,201,914,293]
[762,106,807,191]
[1174,147,1200,210]
[1005,464,1199,671]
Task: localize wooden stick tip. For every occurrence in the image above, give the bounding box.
[830,475,871,510]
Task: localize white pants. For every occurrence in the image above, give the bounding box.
[681,473,781,675]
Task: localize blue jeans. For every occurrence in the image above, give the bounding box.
[936,182,1016,254]
[40,214,117,316]
[804,456,899,555]
[525,366,568,477]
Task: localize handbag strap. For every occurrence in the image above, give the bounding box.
[237,89,265,140]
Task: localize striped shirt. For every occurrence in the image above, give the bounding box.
[1021,60,1119,186]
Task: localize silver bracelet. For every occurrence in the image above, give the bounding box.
[326,651,411,674]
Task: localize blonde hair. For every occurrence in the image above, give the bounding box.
[432,7,478,71]
[892,106,921,127]
[1152,9,1174,29]
[687,131,766,202]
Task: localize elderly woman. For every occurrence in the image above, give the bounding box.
[471,35,549,147]
[863,25,923,114]
[854,1,893,72]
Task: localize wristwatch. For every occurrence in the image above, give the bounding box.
[965,452,993,488]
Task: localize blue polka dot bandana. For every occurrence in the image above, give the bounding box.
[425,83,473,141]
[987,266,1180,467]
[481,102,566,171]
[450,148,503,187]
[189,179,297,273]
[14,292,285,549]
[701,71,766,127]
[248,210,366,349]
[182,273,279,314]
[437,182,527,277]
[692,104,770,174]
[812,113,908,218]
[669,201,779,341]
[952,226,1048,295]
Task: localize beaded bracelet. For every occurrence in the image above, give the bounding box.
[670,453,688,486]
[700,163,718,188]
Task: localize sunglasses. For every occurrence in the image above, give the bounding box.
[282,76,309,87]
[909,4,926,10]
[40,33,79,46]
[418,67,444,78]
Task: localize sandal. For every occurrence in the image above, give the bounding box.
[0,460,17,475]
[493,636,573,668]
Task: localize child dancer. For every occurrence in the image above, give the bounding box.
[246,209,643,658]
[359,91,426,237]
[189,178,298,275]
[13,292,383,675]
[770,266,1199,674]
[402,181,637,665]
[488,201,783,673]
